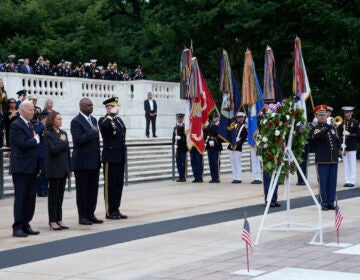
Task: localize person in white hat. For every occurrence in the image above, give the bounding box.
[338,106,360,187]
[28,95,42,122]
[227,112,247,183]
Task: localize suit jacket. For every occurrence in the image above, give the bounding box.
[144,99,157,117]
[44,129,72,178]
[99,114,127,163]
[9,118,39,174]
[19,65,34,74]
[70,113,101,170]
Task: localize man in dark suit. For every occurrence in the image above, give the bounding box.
[99,97,128,220]
[19,58,34,74]
[10,100,40,237]
[144,91,157,138]
[70,98,103,225]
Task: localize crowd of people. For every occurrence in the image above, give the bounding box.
[172,102,360,211]
[0,55,146,81]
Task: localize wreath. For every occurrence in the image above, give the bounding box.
[256,98,309,176]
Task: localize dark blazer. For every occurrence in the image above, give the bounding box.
[44,129,71,178]
[70,113,101,170]
[19,65,34,74]
[9,118,39,174]
[144,99,157,117]
[99,114,127,163]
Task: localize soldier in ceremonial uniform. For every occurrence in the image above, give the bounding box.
[227,112,247,184]
[86,59,100,79]
[337,106,360,187]
[172,113,187,182]
[99,97,128,220]
[205,113,222,183]
[309,105,341,210]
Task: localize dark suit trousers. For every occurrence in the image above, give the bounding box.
[263,170,278,203]
[145,115,156,136]
[104,162,124,215]
[12,173,37,231]
[74,170,100,219]
[48,177,66,222]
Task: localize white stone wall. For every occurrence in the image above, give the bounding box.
[1,73,186,139]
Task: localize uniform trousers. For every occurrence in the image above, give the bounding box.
[251,149,262,181]
[104,162,124,216]
[74,170,100,219]
[190,149,203,180]
[145,115,156,137]
[48,176,66,222]
[317,163,338,207]
[12,173,37,231]
[207,150,220,181]
[343,150,357,185]
[229,150,242,181]
[176,150,187,180]
[36,158,48,195]
[263,170,278,203]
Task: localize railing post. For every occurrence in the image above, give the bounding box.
[0,150,4,199]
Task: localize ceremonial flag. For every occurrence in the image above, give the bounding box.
[185,57,216,154]
[180,48,193,99]
[293,36,311,120]
[335,204,344,231]
[241,49,264,147]
[242,217,253,249]
[218,50,242,146]
[264,46,283,103]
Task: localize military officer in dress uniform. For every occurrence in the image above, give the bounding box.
[86,59,100,79]
[337,106,360,187]
[99,97,128,220]
[172,113,187,182]
[309,105,341,210]
[227,112,247,184]
[205,112,222,183]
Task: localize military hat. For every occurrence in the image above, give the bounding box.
[90,59,97,63]
[313,105,328,115]
[342,106,354,112]
[212,112,219,117]
[236,112,246,117]
[28,95,38,100]
[327,106,333,112]
[103,97,118,107]
[38,56,44,60]
[18,58,24,64]
[16,89,27,97]
[176,113,185,118]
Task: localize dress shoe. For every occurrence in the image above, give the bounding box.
[176,178,186,182]
[328,205,336,210]
[49,223,62,231]
[321,206,329,211]
[23,225,40,235]
[79,218,93,225]
[89,216,104,224]
[119,213,128,219]
[251,180,262,184]
[270,201,281,208]
[209,180,220,183]
[192,179,203,183]
[38,192,48,197]
[57,222,70,229]
[153,135,158,137]
[232,180,242,184]
[146,135,150,138]
[296,182,306,186]
[344,183,354,187]
[106,214,120,220]
[13,229,28,238]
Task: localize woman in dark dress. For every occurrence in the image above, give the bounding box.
[44,111,72,230]
[3,98,18,147]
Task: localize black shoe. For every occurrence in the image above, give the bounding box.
[49,223,62,231]
[192,179,203,183]
[209,180,220,183]
[176,178,186,182]
[146,135,150,138]
[57,222,70,229]
[328,205,336,210]
[89,216,104,224]
[79,218,93,225]
[251,180,262,184]
[232,180,242,184]
[321,206,329,211]
[119,213,128,219]
[270,201,281,208]
[296,182,306,186]
[38,192,48,197]
[106,214,120,220]
[344,183,354,187]
[153,135,158,137]
[13,229,28,238]
[23,225,40,235]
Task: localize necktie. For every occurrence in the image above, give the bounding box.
[87,116,93,126]
[28,122,33,132]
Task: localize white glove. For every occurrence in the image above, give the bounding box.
[312,117,318,126]
[343,130,350,136]
[326,117,332,125]
[175,135,181,140]
[174,144,178,149]
[34,134,40,144]
[341,143,347,149]
[236,137,240,142]
[209,140,214,147]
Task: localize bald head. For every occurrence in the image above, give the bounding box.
[79,98,94,116]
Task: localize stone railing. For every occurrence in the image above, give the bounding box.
[1,72,184,138]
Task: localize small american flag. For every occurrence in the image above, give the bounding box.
[335,204,344,231]
[242,218,253,248]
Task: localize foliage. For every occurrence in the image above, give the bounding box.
[256,98,309,176]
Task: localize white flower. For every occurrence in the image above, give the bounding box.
[286,115,290,120]
[264,143,268,148]
[279,121,283,126]
[262,119,267,125]
[275,130,280,136]
[271,113,276,117]
[296,121,301,126]
[262,136,268,142]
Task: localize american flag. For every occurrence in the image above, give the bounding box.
[242,218,253,248]
[335,204,344,231]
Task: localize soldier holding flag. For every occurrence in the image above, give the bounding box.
[172,113,187,182]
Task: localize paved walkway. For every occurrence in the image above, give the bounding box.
[0,162,359,279]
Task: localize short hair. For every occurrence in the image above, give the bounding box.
[45,111,60,130]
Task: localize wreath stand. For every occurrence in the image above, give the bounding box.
[255,117,323,246]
